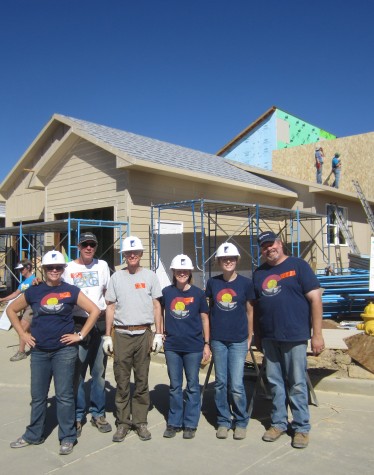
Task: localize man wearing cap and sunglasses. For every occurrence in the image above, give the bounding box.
[253,231,324,449]
[62,232,112,437]
[0,259,35,361]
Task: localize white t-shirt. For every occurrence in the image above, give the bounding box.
[63,258,110,317]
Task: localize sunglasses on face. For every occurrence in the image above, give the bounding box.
[80,241,97,248]
[124,251,141,257]
[45,265,65,272]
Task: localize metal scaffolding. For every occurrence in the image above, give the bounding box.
[0,217,129,291]
[151,199,328,287]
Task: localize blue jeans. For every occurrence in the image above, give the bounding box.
[75,327,108,421]
[210,339,249,429]
[316,166,322,184]
[332,168,341,188]
[23,345,78,444]
[262,339,310,433]
[165,350,203,429]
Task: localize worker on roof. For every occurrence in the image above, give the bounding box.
[331,153,342,189]
[315,146,324,184]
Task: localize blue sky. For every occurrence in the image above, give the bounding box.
[1,0,373,184]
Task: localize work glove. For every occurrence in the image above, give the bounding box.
[152,333,163,354]
[102,336,113,355]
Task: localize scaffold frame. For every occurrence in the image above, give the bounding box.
[0,217,129,290]
[151,199,328,287]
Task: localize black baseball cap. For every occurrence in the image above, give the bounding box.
[258,231,278,247]
[78,232,98,244]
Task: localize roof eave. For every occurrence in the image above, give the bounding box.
[216,106,277,156]
[121,159,297,198]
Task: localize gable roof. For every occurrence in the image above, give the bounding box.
[0,114,296,198]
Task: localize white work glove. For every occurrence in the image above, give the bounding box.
[102,336,113,355]
[152,333,163,354]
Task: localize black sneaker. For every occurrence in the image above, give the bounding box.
[163,425,182,438]
[183,427,196,439]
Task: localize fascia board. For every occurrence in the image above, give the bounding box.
[0,115,58,194]
[28,130,80,188]
[126,159,297,199]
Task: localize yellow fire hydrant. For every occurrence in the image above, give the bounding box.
[357,302,374,336]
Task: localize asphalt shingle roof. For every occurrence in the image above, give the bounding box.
[62,115,291,193]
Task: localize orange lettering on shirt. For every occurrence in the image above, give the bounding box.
[135,282,146,289]
[59,292,72,298]
[280,270,296,279]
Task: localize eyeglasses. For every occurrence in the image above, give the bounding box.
[80,241,97,248]
[124,250,142,257]
[45,265,65,272]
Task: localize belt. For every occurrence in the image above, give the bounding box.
[115,324,151,331]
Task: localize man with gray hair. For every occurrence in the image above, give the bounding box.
[63,232,112,437]
[103,236,163,443]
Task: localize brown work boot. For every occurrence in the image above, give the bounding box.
[135,423,151,441]
[292,432,309,449]
[262,426,286,442]
[112,425,130,442]
[91,416,112,433]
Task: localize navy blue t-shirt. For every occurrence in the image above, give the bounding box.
[253,256,320,342]
[161,284,209,352]
[205,274,255,342]
[24,281,81,350]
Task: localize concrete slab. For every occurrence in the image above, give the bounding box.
[1,328,373,474]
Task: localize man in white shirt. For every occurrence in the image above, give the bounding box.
[63,232,111,437]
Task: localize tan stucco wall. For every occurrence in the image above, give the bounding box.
[273,132,374,199]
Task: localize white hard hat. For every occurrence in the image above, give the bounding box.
[170,254,194,270]
[215,242,240,259]
[42,251,67,266]
[120,236,144,253]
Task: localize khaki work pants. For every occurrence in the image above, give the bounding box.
[113,329,152,428]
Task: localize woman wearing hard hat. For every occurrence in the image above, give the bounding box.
[161,254,210,440]
[7,250,100,456]
[205,242,255,441]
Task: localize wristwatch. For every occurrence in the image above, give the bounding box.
[204,341,210,346]
[77,332,84,341]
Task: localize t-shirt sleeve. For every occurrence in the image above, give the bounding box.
[299,261,320,294]
[103,262,111,289]
[24,287,31,305]
[199,290,209,313]
[105,276,117,303]
[150,273,162,299]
